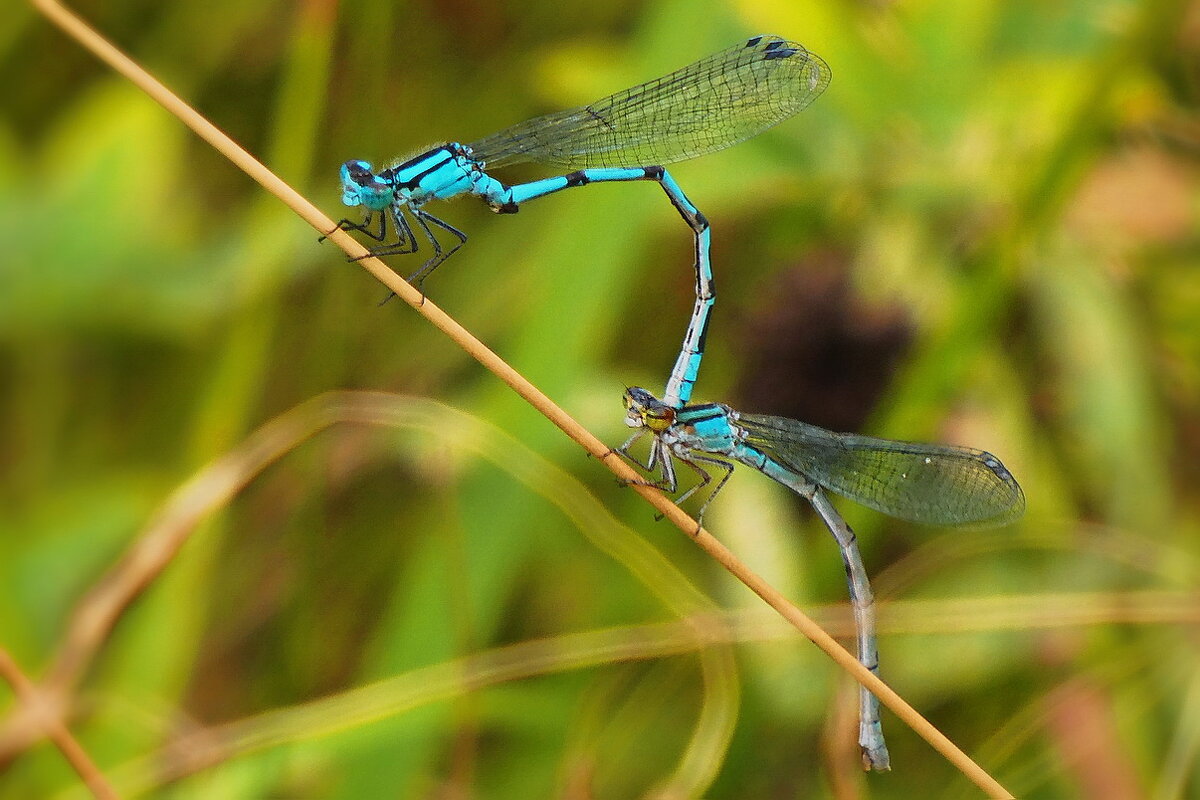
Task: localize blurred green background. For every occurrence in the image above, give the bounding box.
[2,0,1199,797]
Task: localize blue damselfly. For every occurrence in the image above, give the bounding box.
[333,35,829,407]
[617,387,1025,770]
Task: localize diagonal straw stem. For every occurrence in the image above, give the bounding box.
[0,650,118,800]
[24,1,1014,796]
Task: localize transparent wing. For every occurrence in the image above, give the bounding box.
[467,35,830,170]
[739,414,1025,527]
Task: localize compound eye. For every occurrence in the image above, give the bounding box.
[645,408,674,432]
[344,161,373,181]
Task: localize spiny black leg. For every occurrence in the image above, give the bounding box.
[349,207,419,261]
[687,456,736,529]
[619,474,676,490]
[319,211,388,244]
[421,212,468,250]
[611,430,663,478]
[668,458,716,508]
[394,210,469,305]
[613,447,655,474]
[406,210,445,282]
[343,211,419,304]
[649,455,719,527]
[406,210,469,287]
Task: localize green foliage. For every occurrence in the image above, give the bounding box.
[2,0,1198,797]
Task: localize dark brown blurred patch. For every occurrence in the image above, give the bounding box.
[735,250,914,432]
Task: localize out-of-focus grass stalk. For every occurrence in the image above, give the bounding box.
[32,391,739,798]
[65,581,1198,795]
[0,650,116,800]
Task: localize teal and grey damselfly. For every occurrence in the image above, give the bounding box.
[331,35,830,408]
[617,387,1026,771]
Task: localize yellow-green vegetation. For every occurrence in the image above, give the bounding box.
[1,0,1197,797]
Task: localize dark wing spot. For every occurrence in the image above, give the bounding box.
[764,47,800,61]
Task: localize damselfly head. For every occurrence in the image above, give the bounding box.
[339,160,394,210]
[623,387,675,433]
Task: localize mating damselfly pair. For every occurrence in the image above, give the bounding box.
[331,34,1024,773]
